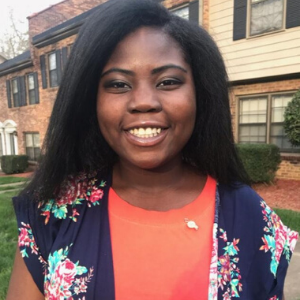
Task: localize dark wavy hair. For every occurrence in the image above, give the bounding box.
[22,0,249,200]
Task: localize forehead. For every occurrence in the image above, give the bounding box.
[104,27,187,69]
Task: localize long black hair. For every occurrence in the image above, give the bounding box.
[23,0,249,200]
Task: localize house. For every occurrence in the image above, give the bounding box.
[0,0,299,179]
[208,0,300,179]
[0,54,7,64]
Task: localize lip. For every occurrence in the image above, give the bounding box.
[124,128,168,147]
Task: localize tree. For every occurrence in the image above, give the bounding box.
[0,8,29,59]
[284,90,300,146]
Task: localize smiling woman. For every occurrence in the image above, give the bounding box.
[6,0,298,299]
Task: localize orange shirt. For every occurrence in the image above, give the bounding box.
[108,176,216,300]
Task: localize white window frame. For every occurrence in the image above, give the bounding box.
[237,91,300,153]
[48,52,58,87]
[25,132,40,161]
[247,0,287,38]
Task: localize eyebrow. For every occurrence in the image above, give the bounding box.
[101,64,187,78]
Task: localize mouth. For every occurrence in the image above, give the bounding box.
[127,127,163,139]
[124,126,168,146]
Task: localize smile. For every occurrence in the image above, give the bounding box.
[128,127,162,138]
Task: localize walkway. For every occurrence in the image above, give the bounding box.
[285,241,300,300]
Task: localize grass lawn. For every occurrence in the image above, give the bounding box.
[275,209,300,234]
[0,192,18,300]
[0,177,27,185]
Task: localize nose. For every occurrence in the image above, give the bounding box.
[127,84,162,113]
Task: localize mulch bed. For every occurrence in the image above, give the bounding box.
[253,179,300,212]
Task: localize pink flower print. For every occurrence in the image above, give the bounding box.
[18,228,31,247]
[219,254,232,283]
[55,259,77,287]
[89,188,104,203]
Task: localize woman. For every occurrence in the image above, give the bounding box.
[7,0,298,299]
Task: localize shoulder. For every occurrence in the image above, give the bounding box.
[218,182,298,257]
[218,182,265,218]
[36,171,107,224]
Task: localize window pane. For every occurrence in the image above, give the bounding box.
[240,97,267,124]
[250,0,283,36]
[271,94,293,123]
[13,94,19,107]
[34,147,41,161]
[25,134,33,147]
[12,79,18,93]
[173,6,189,19]
[239,125,266,143]
[0,133,2,156]
[49,53,57,70]
[28,74,35,90]
[33,134,40,147]
[26,147,34,160]
[50,70,58,87]
[29,90,36,105]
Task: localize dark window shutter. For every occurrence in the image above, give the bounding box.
[6,80,12,108]
[33,72,40,104]
[189,1,199,23]
[286,0,300,29]
[56,49,62,84]
[19,76,27,106]
[40,55,47,89]
[233,0,247,40]
[62,47,68,70]
[16,77,22,107]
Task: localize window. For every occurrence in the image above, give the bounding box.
[10,133,16,155]
[238,92,299,152]
[25,133,41,161]
[250,0,284,36]
[172,6,189,20]
[48,52,58,87]
[12,79,20,107]
[27,73,38,104]
[0,133,3,156]
[233,0,300,41]
[170,1,199,23]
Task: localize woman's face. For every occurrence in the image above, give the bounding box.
[97,27,196,170]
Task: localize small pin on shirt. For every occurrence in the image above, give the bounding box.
[184,218,199,230]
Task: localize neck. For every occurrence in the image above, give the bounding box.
[111,158,206,211]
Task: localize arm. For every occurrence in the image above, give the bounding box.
[6,247,44,300]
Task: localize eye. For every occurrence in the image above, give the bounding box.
[157,79,182,90]
[103,80,131,93]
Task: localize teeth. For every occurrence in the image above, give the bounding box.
[128,127,163,138]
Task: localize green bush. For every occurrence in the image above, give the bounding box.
[236,144,281,183]
[0,155,28,175]
[284,90,300,146]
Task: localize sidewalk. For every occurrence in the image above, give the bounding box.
[285,241,300,300]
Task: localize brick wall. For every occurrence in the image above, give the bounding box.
[277,155,300,180]
[0,67,51,156]
[28,0,107,38]
[230,79,300,180]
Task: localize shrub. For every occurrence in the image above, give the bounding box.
[284,90,300,146]
[0,155,28,175]
[236,144,281,183]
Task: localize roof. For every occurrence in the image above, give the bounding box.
[0,50,33,76]
[32,5,100,48]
